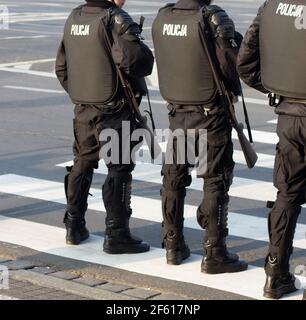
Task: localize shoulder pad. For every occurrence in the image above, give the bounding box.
[210,10,232,27]
[205,5,224,16]
[158,3,175,12]
[111,7,133,25]
[110,7,140,36]
[204,5,235,39]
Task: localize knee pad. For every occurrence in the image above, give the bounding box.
[72,159,95,175]
[203,176,225,194]
[162,165,192,191]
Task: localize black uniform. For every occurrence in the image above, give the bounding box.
[237,0,306,299]
[55,0,154,253]
[152,0,247,273]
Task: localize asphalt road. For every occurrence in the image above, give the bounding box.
[0,0,305,300]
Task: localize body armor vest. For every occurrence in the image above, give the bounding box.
[152,5,216,105]
[260,0,306,99]
[64,6,118,105]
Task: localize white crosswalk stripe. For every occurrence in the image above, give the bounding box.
[232,129,278,145]
[8,11,157,24]
[57,159,294,206]
[0,215,304,300]
[268,119,278,124]
[140,142,276,168]
[0,174,306,248]
[0,0,300,299]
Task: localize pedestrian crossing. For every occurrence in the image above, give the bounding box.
[0,0,304,301]
[1,86,304,300]
[57,141,276,169]
[0,141,306,300]
[7,10,158,24]
[1,173,306,248]
[0,117,305,300]
[0,214,305,300]
[56,158,287,206]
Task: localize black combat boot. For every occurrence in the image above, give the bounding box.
[263,255,297,299]
[201,235,248,274]
[102,171,150,254]
[161,188,190,265]
[64,166,90,245]
[264,202,301,299]
[103,214,150,254]
[163,231,190,265]
[64,211,90,245]
[103,224,150,254]
[200,194,248,274]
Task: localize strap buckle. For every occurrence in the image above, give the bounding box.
[268,93,281,107]
[203,107,210,116]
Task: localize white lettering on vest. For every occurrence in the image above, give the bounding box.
[276,2,304,17]
[71,24,90,36]
[162,24,188,37]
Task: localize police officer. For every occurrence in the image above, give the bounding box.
[55,0,154,254]
[237,0,306,299]
[152,0,248,274]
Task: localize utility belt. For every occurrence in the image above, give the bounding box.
[269,93,306,117]
[269,93,306,106]
[167,95,224,117]
[96,90,143,114]
[83,98,126,114]
[282,97,306,105]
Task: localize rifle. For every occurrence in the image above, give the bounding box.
[198,15,258,169]
[101,17,161,160]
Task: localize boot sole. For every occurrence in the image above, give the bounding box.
[66,233,90,246]
[263,284,297,300]
[103,244,150,254]
[202,261,248,274]
[167,250,191,266]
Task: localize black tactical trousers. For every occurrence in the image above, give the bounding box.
[65,104,140,227]
[161,106,235,242]
[267,106,306,274]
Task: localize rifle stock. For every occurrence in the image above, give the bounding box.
[224,89,258,169]
[235,122,258,168]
